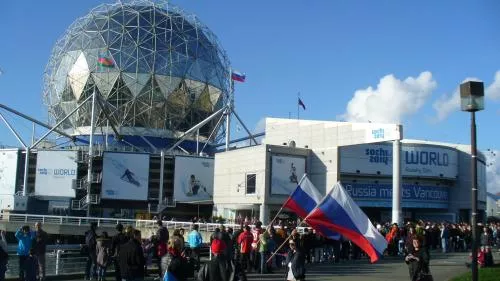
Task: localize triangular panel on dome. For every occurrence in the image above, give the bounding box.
[87,33,107,50]
[187,60,207,83]
[153,52,171,74]
[60,101,77,116]
[122,72,150,97]
[185,79,205,102]
[155,75,182,98]
[92,72,120,98]
[167,81,190,107]
[193,85,212,112]
[207,85,222,106]
[54,51,80,96]
[68,52,90,100]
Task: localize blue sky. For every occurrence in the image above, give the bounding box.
[1,0,500,191]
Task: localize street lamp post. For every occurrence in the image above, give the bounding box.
[460,81,485,281]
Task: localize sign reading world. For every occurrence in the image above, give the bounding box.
[343,183,449,209]
[340,144,458,179]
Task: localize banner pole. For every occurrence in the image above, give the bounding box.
[266,218,308,264]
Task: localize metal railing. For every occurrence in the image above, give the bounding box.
[71,194,100,210]
[0,212,311,234]
[0,212,239,232]
[5,246,86,278]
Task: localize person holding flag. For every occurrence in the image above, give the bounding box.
[266,175,339,265]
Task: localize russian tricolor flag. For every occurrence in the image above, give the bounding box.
[283,175,322,219]
[231,70,246,82]
[305,182,387,263]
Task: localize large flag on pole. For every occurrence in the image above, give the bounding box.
[283,175,322,218]
[283,175,340,240]
[304,182,387,263]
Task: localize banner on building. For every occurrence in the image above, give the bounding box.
[343,182,449,209]
[271,155,306,195]
[0,149,18,196]
[101,152,149,201]
[340,143,458,179]
[174,156,214,202]
[35,150,77,197]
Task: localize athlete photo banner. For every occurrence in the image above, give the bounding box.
[101,152,150,201]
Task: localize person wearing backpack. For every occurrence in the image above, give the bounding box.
[0,230,8,281]
[85,222,98,280]
[15,225,35,281]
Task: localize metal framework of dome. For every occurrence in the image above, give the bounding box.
[43,0,231,142]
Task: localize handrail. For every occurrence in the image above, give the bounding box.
[0,212,311,233]
[0,212,240,230]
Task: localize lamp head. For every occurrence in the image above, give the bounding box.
[460,81,484,112]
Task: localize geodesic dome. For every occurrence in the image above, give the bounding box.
[43,0,231,140]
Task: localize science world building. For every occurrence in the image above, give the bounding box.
[0,0,233,219]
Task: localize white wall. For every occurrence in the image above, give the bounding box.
[213,145,267,206]
[0,149,19,196]
[264,118,401,149]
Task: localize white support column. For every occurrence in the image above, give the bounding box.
[87,91,97,216]
[105,119,109,150]
[159,150,165,205]
[22,148,30,196]
[196,129,200,155]
[225,108,230,152]
[259,203,269,225]
[392,139,402,225]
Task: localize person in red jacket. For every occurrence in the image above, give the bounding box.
[237,225,254,272]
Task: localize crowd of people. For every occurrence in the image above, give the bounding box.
[2,219,499,281]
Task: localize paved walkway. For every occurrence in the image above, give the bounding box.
[65,251,498,281]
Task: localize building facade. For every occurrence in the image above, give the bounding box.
[213,118,487,224]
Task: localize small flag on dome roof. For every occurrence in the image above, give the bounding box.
[98,55,115,68]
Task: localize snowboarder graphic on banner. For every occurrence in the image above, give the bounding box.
[121,169,140,187]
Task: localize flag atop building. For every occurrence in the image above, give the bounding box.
[298,98,306,110]
[231,70,246,82]
[304,182,387,263]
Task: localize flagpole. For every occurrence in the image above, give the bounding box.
[266,215,310,264]
[297,92,300,120]
[266,173,308,231]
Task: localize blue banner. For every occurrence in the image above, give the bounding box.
[342,182,449,209]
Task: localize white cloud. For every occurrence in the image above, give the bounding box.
[432,71,500,121]
[485,149,500,194]
[486,71,500,100]
[341,71,436,123]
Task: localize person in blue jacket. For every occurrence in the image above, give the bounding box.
[187,224,203,270]
[15,225,35,281]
